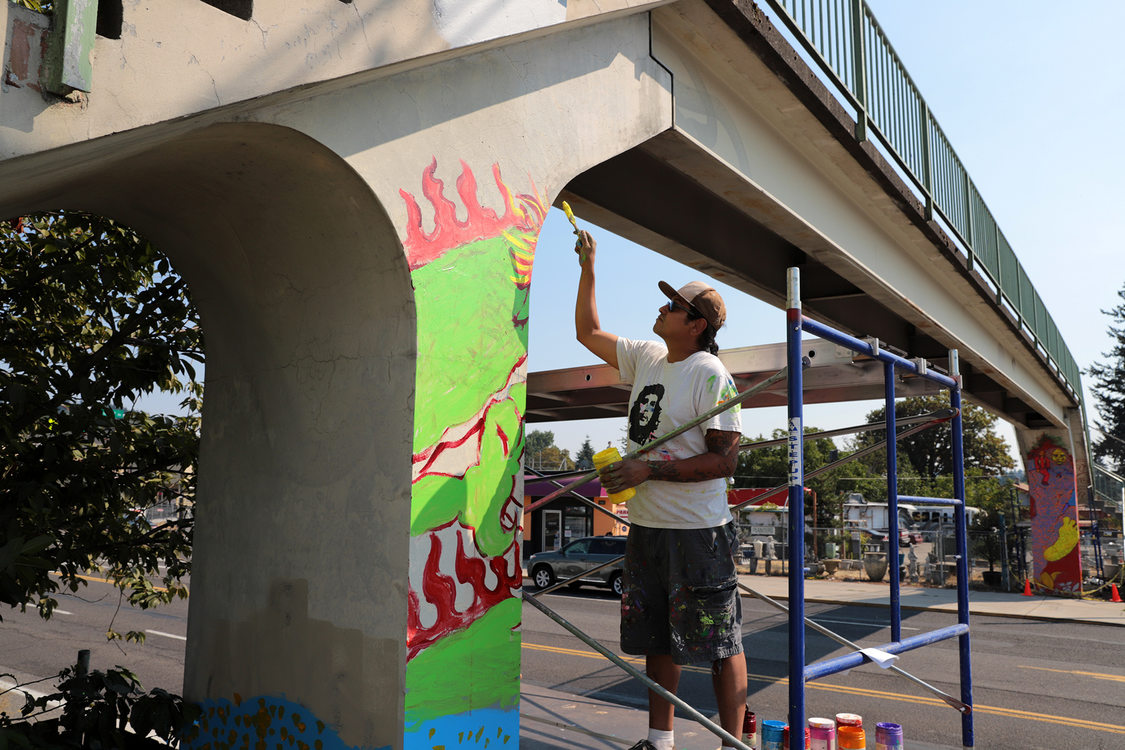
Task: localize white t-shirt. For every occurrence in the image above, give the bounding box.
[616,337,742,529]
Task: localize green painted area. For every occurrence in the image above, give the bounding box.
[411,396,523,555]
[411,237,530,452]
[410,235,531,556]
[403,598,522,730]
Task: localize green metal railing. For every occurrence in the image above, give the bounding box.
[766,0,1082,403]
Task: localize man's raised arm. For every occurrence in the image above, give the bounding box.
[574,229,619,368]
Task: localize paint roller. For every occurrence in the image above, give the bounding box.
[561,200,588,264]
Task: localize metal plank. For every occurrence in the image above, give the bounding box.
[525,338,944,423]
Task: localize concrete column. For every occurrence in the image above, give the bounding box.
[186,12,671,750]
[1016,428,1084,594]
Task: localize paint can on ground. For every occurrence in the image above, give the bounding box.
[837,724,866,749]
[874,722,903,750]
[808,717,836,750]
[761,719,786,750]
[742,708,760,750]
[834,713,862,730]
[780,725,808,749]
[592,447,635,503]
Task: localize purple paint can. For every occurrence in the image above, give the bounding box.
[808,717,836,750]
[874,722,903,750]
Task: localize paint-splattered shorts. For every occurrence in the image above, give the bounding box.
[620,523,743,665]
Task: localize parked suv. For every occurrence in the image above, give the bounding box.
[528,536,627,596]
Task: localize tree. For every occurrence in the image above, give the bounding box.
[735,427,850,528]
[852,393,1015,479]
[1,212,202,630]
[524,429,554,469]
[575,437,595,470]
[1089,282,1125,472]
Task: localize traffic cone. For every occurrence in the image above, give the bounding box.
[1111,583,1122,603]
[1022,579,1033,596]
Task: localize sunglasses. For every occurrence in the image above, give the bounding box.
[668,299,700,317]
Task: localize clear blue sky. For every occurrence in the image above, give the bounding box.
[529,0,1125,459]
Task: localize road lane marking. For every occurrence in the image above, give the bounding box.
[52,571,179,594]
[521,641,1125,735]
[1019,665,1125,683]
[145,629,186,641]
[810,617,919,631]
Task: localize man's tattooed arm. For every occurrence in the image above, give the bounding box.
[643,429,741,482]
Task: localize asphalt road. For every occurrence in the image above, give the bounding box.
[0,572,188,699]
[523,585,1125,750]
[3,576,1124,749]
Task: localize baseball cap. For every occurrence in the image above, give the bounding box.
[658,280,726,330]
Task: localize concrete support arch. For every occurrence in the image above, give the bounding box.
[3,122,417,748]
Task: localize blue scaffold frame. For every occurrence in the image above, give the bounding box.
[785,267,975,747]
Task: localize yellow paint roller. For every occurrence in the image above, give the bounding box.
[561,200,580,233]
[562,201,587,264]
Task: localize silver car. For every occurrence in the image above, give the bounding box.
[528,536,627,596]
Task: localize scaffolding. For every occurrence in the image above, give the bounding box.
[785,266,974,747]
[523,266,976,748]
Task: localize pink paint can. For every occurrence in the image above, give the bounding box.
[808,718,836,750]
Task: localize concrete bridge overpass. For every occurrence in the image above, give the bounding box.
[1,1,1089,748]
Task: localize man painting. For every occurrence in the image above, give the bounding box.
[572,230,746,750]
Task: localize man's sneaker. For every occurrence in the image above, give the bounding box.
[627,741,658,750]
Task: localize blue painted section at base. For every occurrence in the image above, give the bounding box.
[183,694,391,750]
[405,707,518,749]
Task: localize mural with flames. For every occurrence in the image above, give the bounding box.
[1026,434,1082,593]
[403,158,546,748]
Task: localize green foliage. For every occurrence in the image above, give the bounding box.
[575,437,595,470]
[1089,283,1125,473]
[1,212,201,623]
[524,429,554,460]
[735,427,846,527]
[524,429,573,470]
[852,393,1015,478]
[0,662,201,748]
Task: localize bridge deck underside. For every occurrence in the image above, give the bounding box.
[557,133,1053,430]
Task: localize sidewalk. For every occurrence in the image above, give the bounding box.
[518,573,1125,748]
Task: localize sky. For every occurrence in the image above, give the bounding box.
[526,0,1125,460]
[137,2,1124,467]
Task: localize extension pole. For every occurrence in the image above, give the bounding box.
[524,367,787,515]
[730,409,957,513]
[524,594,753,750]
[737,409,955,452]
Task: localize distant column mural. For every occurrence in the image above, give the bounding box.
[1026,434,1082,594]
[401,158,545,748]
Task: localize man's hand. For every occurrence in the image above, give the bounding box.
[574,228,618,367]
[575,229,596,269]
[598,459,651,493]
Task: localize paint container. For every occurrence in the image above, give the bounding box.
[592,447,635,503]
[761,719,787,750]
[808,718,836,750]
[742,708,760,750]
[834,713,862,731]
[837,724,866,750]
[874,722,903,750]
[783,724,810,746]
